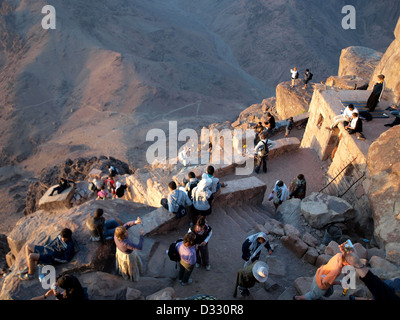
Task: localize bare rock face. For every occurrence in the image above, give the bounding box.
[368,17,400,103]
[231,97,276,129]
[338,46,383,80]
[325,75,369,90]
[300,192,355,229]
[24,156,132,216]
[1,199,154,300]
[275,81,313,120]
[367,126,400,265]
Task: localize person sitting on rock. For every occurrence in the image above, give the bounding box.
[328,104,358,130]
[49,178,74,196]
[161,181,192,215]
[114,181,127,199]
[184,171,199,201]
[345,112,366,140]
[19,228,75,281]
[263,112,276,132]
[202,165,227,204]
[105,174,116,197]
[86,208,124,243]
[107,164,118,177]
[253,122,265,144]
[284,117,294,138]
[96,185,110,200]
[242,232,273,265]
[31,274,86,300]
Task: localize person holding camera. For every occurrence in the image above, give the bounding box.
[293,242,351,300]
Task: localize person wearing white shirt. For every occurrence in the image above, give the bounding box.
[290,67,298,88]
[328,104,358,130]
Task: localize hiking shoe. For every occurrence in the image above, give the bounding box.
[19,273,34,281]
[181,279,193,286]
[195,263,200,268]
[205,265,211,271]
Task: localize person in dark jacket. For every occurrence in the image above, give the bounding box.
[20,228,75,280]
[367,74,385,112]
[49,178,74,196]
[32,274,86,300]
[233,261,269,297]
[242,232,273,264]
[189,216,213,270]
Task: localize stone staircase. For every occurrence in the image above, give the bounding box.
[133,202,276,299]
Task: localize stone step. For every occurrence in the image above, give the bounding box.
[235,205,266,226]
[225,206,255,233]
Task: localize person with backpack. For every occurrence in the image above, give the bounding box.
[176,233,197,286]
[254,132,269,174]
[290,67,299,88]
[303,69,313,90]
[189,216,213,271]
[185,172,199,201]
[191,177,213,222]
[161,181,192,218]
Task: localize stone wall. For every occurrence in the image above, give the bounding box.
[300,88,374,238]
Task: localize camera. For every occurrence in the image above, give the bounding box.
[343,239,354,253]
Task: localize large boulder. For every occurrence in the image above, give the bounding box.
[275,81,313,120]
[300,192,355,229]
[368,17,400,103]
[231,97,276,129]
[367,126,400,265]
[325,75,369,90]
[338,46,383,80]
[1,199,156,300]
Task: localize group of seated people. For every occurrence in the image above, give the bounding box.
[327,103,366,140]
[89,166,127,200]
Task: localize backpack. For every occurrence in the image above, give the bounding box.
[187,181,199,200]
[88,182,96,192]
[258,140,269,157]
[359,110,373,122]
[294,72,299,79]
[175,205,187,219]
[308,72,313,80]
[167,238,183,268]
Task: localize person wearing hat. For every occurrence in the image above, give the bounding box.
[233,261,269,297]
